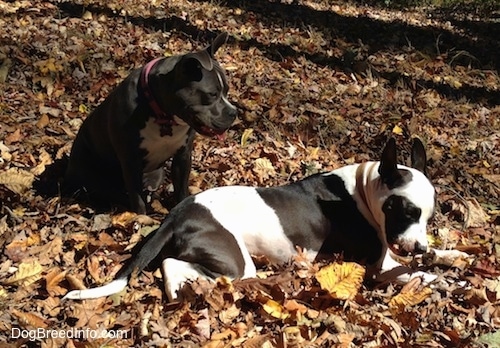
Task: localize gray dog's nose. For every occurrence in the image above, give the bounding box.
[415,241,428,254]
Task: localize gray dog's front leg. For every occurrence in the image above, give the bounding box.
[171,130,195,204]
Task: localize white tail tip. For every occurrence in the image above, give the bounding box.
[62,278,128,300]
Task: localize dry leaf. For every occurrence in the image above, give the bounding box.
[336,332,355,348]
[31,148,53,175]
[87,255,104,283]
[465,198,490,228]
[36,113,50,128]
[112,211,138,228]
[11,309,48,329]
[389,277,432,311]
[45,268,67,296]
[315,262,365,300]
[5,128,22,144]
[283,326,304,347]
[5,260,43,286]
[219,304,241,324]
[241,128,254,147]
[253,157,275,183]
[262,299,290,320]
[0,167,35,195]
[392,124,403,135]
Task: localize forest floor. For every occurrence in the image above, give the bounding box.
[0,0,499,347]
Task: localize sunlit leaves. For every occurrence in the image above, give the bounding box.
[315,262,365,300]
[5,260,43,287]
[389,277,432,312]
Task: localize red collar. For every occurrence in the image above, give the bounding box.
[140,58,178,130]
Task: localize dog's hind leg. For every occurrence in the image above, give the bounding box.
[162,258,210,302]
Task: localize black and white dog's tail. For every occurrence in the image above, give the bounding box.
[62,221,173,300]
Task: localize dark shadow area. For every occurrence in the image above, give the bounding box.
[200,0,500,68]
[56,0,500,105]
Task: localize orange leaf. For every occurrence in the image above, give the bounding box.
[112,211,137,228]
[11,309,48,329]
[36,114,50,128]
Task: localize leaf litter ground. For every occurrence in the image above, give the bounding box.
[0,0,499,347]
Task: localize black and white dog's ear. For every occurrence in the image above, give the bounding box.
[207,32,228,57]
[411,137,427,175]
[379,138,402,186]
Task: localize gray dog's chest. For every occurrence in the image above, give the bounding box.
[139,117,190,172]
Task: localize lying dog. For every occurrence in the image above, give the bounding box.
[63,32,237,213]
[64,138,466,302]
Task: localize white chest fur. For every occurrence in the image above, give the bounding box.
[139,117,190,172]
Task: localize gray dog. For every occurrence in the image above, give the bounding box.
[63,33,237,213]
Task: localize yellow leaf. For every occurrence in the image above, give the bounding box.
[5,260,43,286]
[79,104,88,113]
[0,287,7,299]
[26,233,41,246]
[240,128,253,147]
[389,277,432,311]
[308,147,320,160]
[262,299,290,320]
[253,157,275,183]
[283,326,304,346]
[13,206,26,217]
[392,125,403,135]
[315,262,365,300]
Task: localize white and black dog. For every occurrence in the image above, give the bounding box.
[64,138,466,302]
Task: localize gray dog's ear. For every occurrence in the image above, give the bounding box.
[184,32,228,73]
[379,138,402,186]
[207,32,228,57]
[184,51,213,72]
[411,137,427,175]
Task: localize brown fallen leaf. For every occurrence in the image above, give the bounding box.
[45,268,67,296]
[11,309,48,329]
[4,128,22,144]
[0,167,35,195]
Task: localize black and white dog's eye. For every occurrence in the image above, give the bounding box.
[406,206,421,219]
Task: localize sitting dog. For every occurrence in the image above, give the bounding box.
[63,32,237,213]
[63,138,467,302]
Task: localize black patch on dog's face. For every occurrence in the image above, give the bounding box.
[383,169,413,190]
[382,194,421,245]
